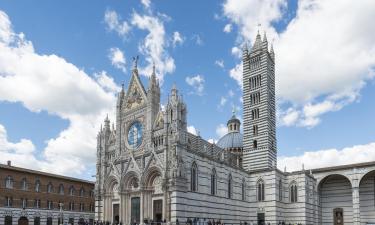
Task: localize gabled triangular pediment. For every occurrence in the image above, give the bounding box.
[124,69,147,111]
[153,110,164,130]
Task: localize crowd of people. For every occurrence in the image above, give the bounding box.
[92,219,304,225]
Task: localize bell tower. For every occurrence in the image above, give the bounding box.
[242,31,276,171]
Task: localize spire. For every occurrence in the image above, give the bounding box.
[263,31,268,43]
[252,30,262,51]
[270,43,275,60]
[104,114,110,130]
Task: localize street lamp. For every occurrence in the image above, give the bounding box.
[59,202,64,225]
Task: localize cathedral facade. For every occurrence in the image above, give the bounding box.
[95,33,375,225]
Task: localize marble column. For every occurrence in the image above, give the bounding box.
[352,179,361,225]
[140,191,144,225]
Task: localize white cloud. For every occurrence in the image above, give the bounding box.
[223,0,375,128]
[278,142,375,172]
[216,124,227,138]
[231,46,241,58]
[208,138,217,144]
[187,125,198,135]
[192,34,204,46]
[219,96,227,107]
[104,9,131,38]
[95,71,121,93]
[172,31,184,47]
[215,59,225,68]
[228,90,235,97]
[223,23,232,33]
[108,47,126,73]
[131,11,175,83]
[185,75,205,96]
[229,61,243,88]
[0,11,117,178]
[141,0,151,9]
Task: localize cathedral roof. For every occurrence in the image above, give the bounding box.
[217,131,243,149]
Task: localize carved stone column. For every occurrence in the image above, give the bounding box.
[352,178,361,225]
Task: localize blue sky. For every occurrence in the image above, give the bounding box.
[0,0,374,179]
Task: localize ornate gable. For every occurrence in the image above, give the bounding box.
[153,110,164,130]
[124,69,147,111]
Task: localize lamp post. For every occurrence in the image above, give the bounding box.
[59,202,64,225]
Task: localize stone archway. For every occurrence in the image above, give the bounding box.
[143,167,163,223]
[18,216,28,225]
[359,170,375,223]
[318,174,353,225]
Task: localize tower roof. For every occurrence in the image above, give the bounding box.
[252,31,263,51]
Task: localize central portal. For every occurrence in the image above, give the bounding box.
[113,203,119,224]
[131,197,141,223]
[153,199,163,222]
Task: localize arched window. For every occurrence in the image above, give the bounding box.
[59,184,64,195]
[80,187,85,197]
[21,178,27,190]
[253,140,258,149]
[5,175,13,189]
[279,180,283,201]
[228,174,232,199]
[5,215,12,225]
[47,182,53,193]
[191,162,198,192]
[242,179,246,201]
[35,180,41,192]
[69,186,75,196]
[290,182,298,203]
[257,179,265,202]
[211,168,216,196]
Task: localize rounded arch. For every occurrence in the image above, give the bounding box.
[143,166,162,188]
[256,178,265,202]
[122,171,141,190]
[318,174,353,224]
[359,169,375,185]
[317,173,352,190]
[103,175,120,194]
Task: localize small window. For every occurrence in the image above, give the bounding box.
[47,183,53,193]
[242,179,246,201]
[21,178,28,190]
[279,180,283,202]
[257,180,265,202]
[253,140,258,149]
[228,174,232,199]
[59,184,64,195]
[290,183,298,203]
[35,180,41,192]
[5,176,13,189]
[5,196,13,207]
[211,169,216,196]
[191,162,198,192]
[80,187,85,197]
[69,186,75,196]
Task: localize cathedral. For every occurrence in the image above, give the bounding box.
[95,32,375,225]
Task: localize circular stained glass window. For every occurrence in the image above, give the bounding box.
[127,121,143,149]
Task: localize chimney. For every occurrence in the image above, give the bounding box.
[7,160,11,166]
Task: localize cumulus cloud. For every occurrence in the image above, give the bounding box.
[95,71,121,93]
[187,125,198,135]
[215,59,225,68]
[229,61,243,88]
[141,0,151,9]
[223,0,375,128]
[108,47,126,73]
[223,23,232,33]
[0,11,117,178]
[216,124,227,138]
[192,34,204,46]
[278,142,375,172]
[172,31,184,47]
[104,9,131,38]
[131,11,175,83]
[185,75,205,96]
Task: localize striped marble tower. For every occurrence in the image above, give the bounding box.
[242,31,276,171]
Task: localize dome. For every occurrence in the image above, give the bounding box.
[227,114,240,126]
[217,132,243,149]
